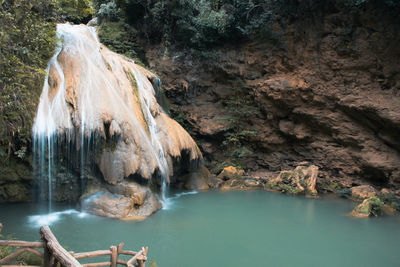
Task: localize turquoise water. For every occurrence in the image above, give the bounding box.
[1,190,400,267]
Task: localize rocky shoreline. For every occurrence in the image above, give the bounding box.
[211,165,400,218]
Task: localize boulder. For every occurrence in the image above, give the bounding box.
[219,177,263,191]
[181,165,214,190]
[266,165,318,195]
[351,196,384,218]
[82,182,162,220]
[217,166,244,181]
[351,185,377,200]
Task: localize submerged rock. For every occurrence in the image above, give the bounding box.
[82,182,161,219]
[351,196,384,218]
[266,165,318,196]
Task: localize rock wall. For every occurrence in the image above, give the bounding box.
[143,4,400,192]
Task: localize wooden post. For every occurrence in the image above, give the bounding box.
[110,246,117,267]
[117,243,124,254]
[137,247,148,267]
[43,239,51,267]
[0,222,3,233]
[40,226,82,267]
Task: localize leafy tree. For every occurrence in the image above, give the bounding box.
[0,0,59,160]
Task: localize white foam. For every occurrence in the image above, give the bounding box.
[28,209,88,227]
[162,191,198,210]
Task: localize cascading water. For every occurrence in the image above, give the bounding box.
[32,34,71,211]
[32,23,202,212]
[131,66,170,205]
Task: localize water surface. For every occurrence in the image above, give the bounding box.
[1,191,399,267]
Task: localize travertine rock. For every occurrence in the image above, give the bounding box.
[267,165,319,195]
[33,24,202,185]
[217,166,244,181]
[82,182,162,219]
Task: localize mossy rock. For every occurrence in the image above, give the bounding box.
[217,166,244,181]
[0,183,30,202]
[266,165,318,196]
[0,159,32,182]
[351,196,384,218]
[378,192,400,211]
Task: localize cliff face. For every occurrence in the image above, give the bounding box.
[143,5,400,192]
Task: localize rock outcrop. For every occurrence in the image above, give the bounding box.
[351,196,384,218]
[350,185,378,200]
[143,4,400,194]
[216,165,318,194]
[266,165,318,196]
[217,166,265,191]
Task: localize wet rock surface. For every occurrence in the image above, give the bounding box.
[82,181,162,219]
[351,196,384,218]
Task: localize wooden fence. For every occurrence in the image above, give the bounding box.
[0,223,148,267]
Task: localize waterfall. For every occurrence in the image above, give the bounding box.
[130,66,170,204]
[32,23,202,210]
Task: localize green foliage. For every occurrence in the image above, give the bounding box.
[0,0,59,162]
[94,0,400,50]
[354,196,384,217]
[0,233,42,265]
[93,0,273,48]
[379,193,400,211]
[97,20,144,63]
[97,0,121,22]
[368,196,384,216]
[57,0,94,23]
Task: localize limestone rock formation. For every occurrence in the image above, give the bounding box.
[216,166,265,191]
[175,165,215,190]
[217,166,244,181]
[34,24,202,185]
[82,182,161,219]
[32,23,204,217]
[351,196,384,218]
[266,165,318,195]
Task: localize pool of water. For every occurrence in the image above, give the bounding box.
[1,190,400,267]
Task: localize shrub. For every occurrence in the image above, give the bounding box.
[98,0,121,22]
[57,0,94,24]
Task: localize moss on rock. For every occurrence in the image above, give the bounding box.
[265,165,318,196]
[351,196,384,218]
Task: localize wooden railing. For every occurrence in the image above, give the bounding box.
[0,223,148,267]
